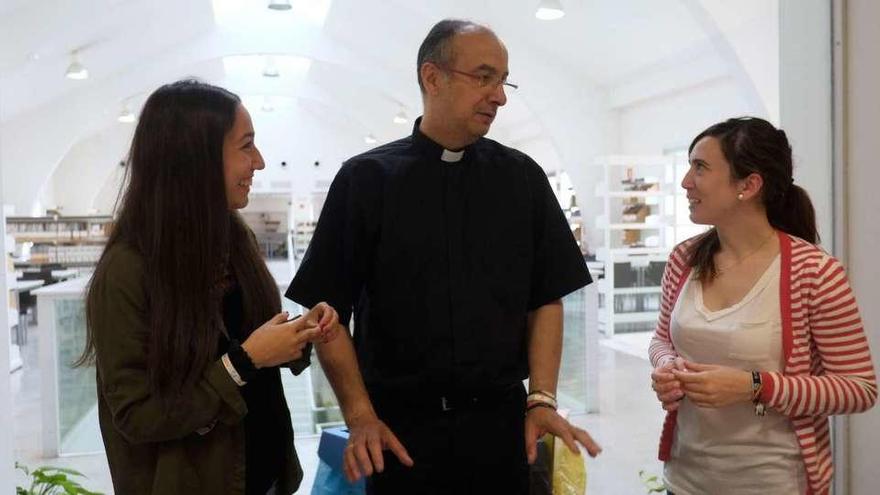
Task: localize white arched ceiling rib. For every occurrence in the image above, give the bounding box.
[606,42,732,110]
[678,0,777,120]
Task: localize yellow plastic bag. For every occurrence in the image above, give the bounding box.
[543,432,587,495]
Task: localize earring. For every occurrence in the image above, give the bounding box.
[737,192,744,200]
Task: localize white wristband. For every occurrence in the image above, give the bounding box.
[221,353,247,386]
[526,393,558,409]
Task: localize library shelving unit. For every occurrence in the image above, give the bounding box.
[594,155,676,336]
[6,215,113,268]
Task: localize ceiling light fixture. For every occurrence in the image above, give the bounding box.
[393,108,408,125]
[117,106,135,123]
[535,0,565,20]
[268,0,292,11]
[65,50,89,80]
[364,134,378,144]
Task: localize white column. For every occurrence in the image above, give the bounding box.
[843,1,880,494]
[0,90,16,494]
[778,0,834,244]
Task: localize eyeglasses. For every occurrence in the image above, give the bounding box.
[441,67,519,91]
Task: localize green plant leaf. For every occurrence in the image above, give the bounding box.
[638,469,667,494]
[15,462,31,477]
[39,467,87,478]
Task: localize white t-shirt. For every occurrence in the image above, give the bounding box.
[664,255,806,495]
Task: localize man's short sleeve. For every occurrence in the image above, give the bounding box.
[527,161,592,310]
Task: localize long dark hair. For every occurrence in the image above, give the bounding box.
[687,117,818,281]
[77,80,280,401]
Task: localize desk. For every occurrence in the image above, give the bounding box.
[9,312,22,373]
[10,279,45,345]
[50,269,79,281]
[12,279,45,292]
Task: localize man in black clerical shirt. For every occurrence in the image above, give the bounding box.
[287,19,601,494]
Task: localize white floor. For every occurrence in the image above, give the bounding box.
[12,331,663,494]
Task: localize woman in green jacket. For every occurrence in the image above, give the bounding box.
[78,79,339,495]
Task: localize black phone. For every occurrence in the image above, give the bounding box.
[283,314,311,375]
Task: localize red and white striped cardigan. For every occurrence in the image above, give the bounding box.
[649,231,877,495]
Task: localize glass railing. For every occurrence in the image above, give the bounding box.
[41,281,599,456]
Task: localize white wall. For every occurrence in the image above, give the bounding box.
[845,0,880,493]
[617,77,757,154]
[778,0,833,245]
[247,102,368,197]
[510,77,615,254]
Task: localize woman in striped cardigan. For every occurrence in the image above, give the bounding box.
[648,117,876,495]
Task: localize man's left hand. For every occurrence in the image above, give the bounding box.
[524,407,602,464]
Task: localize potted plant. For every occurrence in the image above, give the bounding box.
[15,462,103,495]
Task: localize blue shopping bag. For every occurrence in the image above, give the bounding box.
[310,427,365,495]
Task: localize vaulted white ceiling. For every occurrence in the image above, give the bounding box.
[0,0,771,215]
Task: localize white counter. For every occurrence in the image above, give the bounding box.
[32,276,88,298]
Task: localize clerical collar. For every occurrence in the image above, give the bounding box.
[440,149,464,162]
[411,117,471,163]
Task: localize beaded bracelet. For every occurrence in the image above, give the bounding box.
[751,371,766,416]
[528,389,557,401]
[526,402,557,413]
[527,390,559,409]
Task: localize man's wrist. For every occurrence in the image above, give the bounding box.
[527,390,559,410]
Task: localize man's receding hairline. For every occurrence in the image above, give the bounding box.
[445,27,505,66]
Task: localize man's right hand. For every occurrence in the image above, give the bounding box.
[342,413,413,482]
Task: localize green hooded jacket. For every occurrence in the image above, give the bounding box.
[91,244,303,494]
